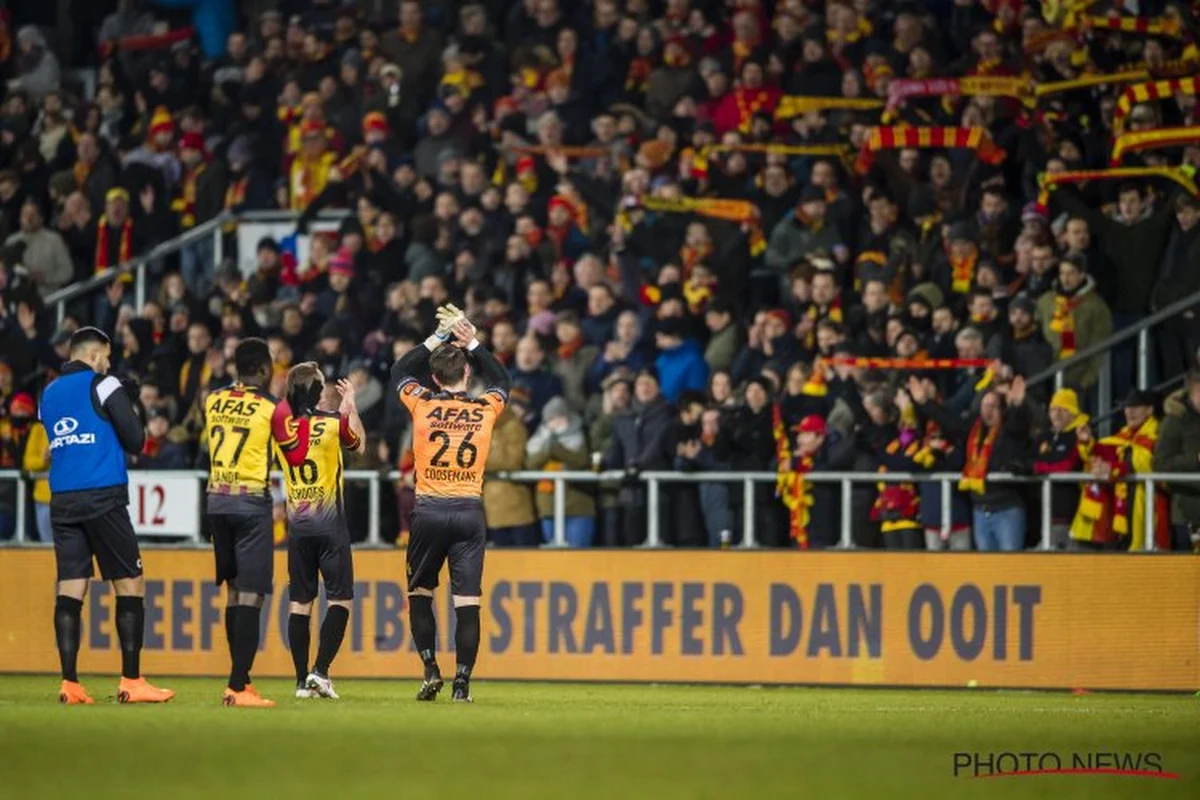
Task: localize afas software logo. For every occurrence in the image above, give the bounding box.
[953,751,1177,780]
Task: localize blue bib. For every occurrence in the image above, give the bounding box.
[41,369,128,493]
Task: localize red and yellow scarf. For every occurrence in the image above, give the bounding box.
[856,127,1006,174]
[95,215,133,278]
[733,88,776,134]
[1049,291,1085,357]
[773,404,814,549]
[959,418,1000,495]
[171,163,207,229]
[949,246,978,294]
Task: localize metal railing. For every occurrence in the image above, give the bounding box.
[42,210,350,326]
[3,468,1193,553]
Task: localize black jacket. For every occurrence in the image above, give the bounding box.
[919,398,1033,511]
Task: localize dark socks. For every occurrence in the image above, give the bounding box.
[454,605,480,680]
[408,594,438,677]
[314,605,349,676]
[288,613,311,686]
[115,596,144,680]
[229,605,261,692]
[54,596,83,682]
[224,606,235,659]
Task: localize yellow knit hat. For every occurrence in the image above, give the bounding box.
[1050,388,1080,417]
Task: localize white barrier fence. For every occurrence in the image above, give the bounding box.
[2,469,1194,551]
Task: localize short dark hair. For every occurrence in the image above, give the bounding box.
[69,326,111,355]
[430,344,468,387]
[234,337,272,385]
[678,390,707,411]
[1117,181,1142,197]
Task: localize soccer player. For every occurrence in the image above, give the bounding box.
[40,327,174,704]
[205,338,284,708]
[391,306,511,702]
[273,364,365,700]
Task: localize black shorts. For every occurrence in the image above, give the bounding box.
[407,496,486,597]
[52,506,143,582]
[209,508,274,596]
[288,526,355,605]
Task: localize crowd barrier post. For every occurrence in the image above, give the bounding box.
[1040,479,1053,550]
[212,223,224,269]
[366,473,381,546]
[13,474,27,544]
[1137,329,1150,390]
[1144,477,1156,552]
[741,478,757,548]
[644,476,661,547]
[551,477,568,547]
[839,478,853,549]
[135,263,146,311]
[939,477,952,539]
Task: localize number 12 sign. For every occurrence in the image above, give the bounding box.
[126,473,201,538]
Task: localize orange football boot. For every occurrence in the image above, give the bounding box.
[117,677,175,704]
[222,687,275,708]
[59,680,95,705]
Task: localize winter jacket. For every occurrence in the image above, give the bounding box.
[919,399,1034,512]
[511,367,565,427]
[1050,187,1176,315]
[1032,425,1086,522]
[1150,222,1200,318]
[655,339,709,403]
[986,326,1055,386]
[552,344,599,414]
[526,417,596,518]
[6,229,73,294]
[482,408,538,529]
[704,322,741,373]
[1153,391,1200,527]
[765,212,845,276]
[1036,276,1113,390]
[604,398,675,473]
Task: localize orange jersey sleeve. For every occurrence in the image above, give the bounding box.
[408,390,499,498]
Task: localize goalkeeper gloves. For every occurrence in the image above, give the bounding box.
[434,303,465,340]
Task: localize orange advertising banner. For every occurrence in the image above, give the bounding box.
[1,550,1196,690]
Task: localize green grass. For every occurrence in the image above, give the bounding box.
[0,677,1196,799]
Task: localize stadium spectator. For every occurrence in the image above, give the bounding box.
[1154,371,1200,552]
[526,396,595,548]
[1037,256,1113,393]
[7,198,72,295]
[911,373,1032,552]
[483,394,539,548]
[1033,389,1090,550]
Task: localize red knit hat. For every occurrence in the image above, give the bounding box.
[797,414,827,436]
[362,111,389,137]
[9,392,35,417]
[179,132,206,153]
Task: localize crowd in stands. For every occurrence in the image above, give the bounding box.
[1,0,1199,553]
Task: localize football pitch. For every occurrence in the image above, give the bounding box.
[0,677,1196,799]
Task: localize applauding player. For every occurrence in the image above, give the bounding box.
[391,305,511,703]
[273,364,365,700]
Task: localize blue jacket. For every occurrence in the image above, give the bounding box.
[655,339,709,402]
[155,0,235,60]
